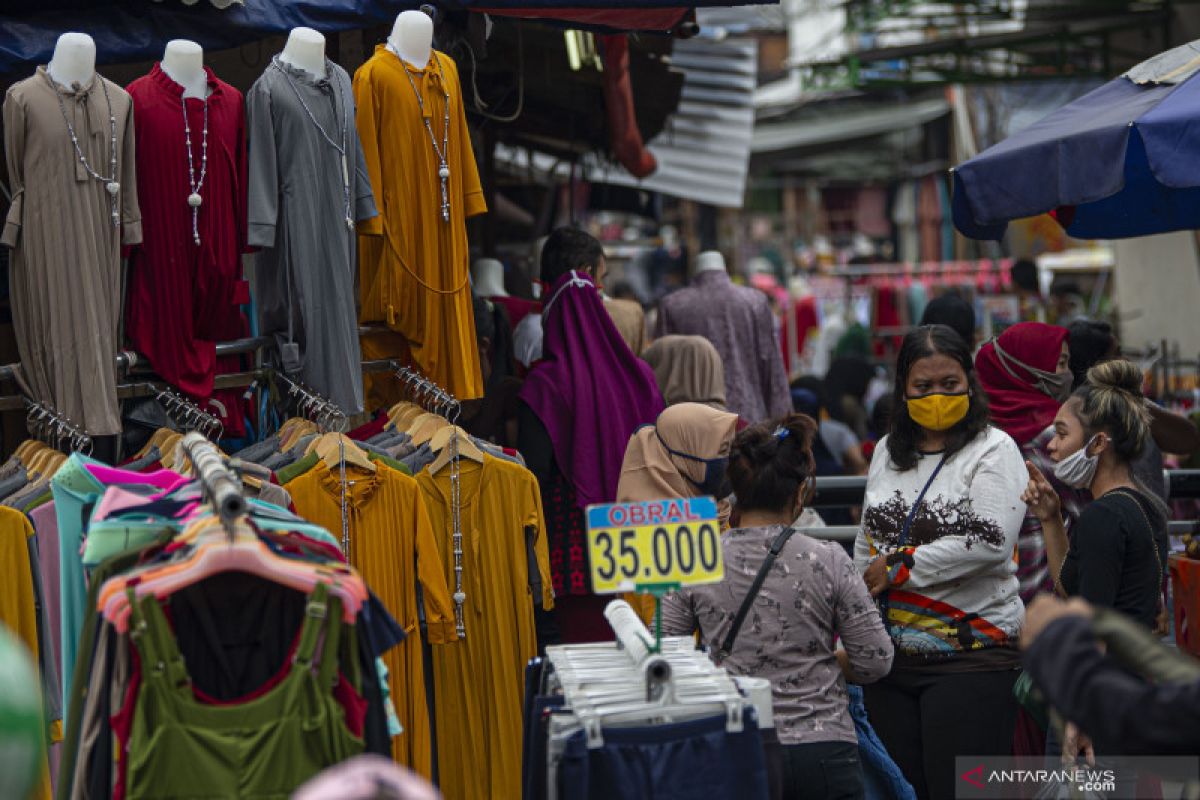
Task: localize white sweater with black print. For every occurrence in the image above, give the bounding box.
[854,426,1028,655]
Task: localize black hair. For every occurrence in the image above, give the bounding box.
[887,325,990,471]
[729,414,818,514]
[540,227,605,285]
[1067,319,1117,389]
[824,356,874,428]
[790,375,826,413]
[920,292,976,348]
[607,280,641,303]
[1011,258,1039,293]
[870,395,893,439]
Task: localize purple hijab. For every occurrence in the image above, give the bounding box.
[520,271,664,509]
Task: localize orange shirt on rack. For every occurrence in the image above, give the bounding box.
[415,454,554,800]
[286,461,458,777]
[354,46,486,401]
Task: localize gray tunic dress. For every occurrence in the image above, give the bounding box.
[2,68,142,435]
[248,57,376,415]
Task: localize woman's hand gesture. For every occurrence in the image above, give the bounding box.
[1021,460,1061,523]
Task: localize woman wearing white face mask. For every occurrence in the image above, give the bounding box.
[1022,359,1169,628]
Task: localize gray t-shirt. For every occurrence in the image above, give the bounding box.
[662,525,894,745]
[820,419,861,468]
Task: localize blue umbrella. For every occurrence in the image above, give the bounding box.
[953,41,1200,240]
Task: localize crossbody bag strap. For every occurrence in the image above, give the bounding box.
[715,526,797,663]
[878,454,948,630]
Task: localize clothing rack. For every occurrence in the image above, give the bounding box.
[121,382,224,439]
[24,397,92,454]
[529,600,765,799]
[394,364,462,421]
[180,431,248,535]
[273,372,347,433]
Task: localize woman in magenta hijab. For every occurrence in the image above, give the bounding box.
[518,227,664,643]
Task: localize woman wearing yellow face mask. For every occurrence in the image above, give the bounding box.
[853,325,1029,800]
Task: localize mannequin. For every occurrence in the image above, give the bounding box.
[471,258,508,297]
[161,40,207,99]
[695,250,728,275]
[46,32,96,89]
[387,10,433,68]
[279,27,327,79]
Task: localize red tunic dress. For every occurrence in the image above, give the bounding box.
[125,64,250,435]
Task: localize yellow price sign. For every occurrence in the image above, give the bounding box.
[586,497,724,594]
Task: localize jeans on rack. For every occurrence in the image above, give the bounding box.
[557,712,769,800]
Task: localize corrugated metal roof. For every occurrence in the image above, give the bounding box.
[496,37,758,209]
[752,96,950,153]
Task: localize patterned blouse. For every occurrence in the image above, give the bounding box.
[662,525,894,745]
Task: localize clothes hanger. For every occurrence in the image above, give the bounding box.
[14,439,43,465]
[410,414,450,446]
[98,517,366,632]
[428,426,485,473]
[307,432,376,473]
[134,427,175,461]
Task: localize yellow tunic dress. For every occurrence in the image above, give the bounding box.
[354,46,486,401]
[0,507,51,800]
[415,455,554,800]
[287,461,458,777]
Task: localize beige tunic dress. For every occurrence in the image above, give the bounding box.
[2,67,141,435]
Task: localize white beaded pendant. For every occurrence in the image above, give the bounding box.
[187,192,203,208]
[106,181,120,196]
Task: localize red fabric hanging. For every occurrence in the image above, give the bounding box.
[125,64,250,435]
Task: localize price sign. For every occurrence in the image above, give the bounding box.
[586,497,724,594]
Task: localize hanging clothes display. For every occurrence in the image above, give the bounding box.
[354,46,486,401]
[248,56,376,415]
[2,68,141,435]
[50,444,404,800]
[414,453,554,800]
[286,456,458,778]
[125,64,251,436]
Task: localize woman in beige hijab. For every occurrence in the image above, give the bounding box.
[642,335,727,409]
[616,402,740,621]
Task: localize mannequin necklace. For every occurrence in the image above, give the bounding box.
[181,96,209,245]
[54,75,120,227]
[273,58,354,230]
[401,55,452,222]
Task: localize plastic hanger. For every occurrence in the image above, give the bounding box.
[98,517,366,632]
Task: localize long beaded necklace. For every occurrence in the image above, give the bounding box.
[449,424,466,638]
[53,75,120,227]
[272,58,354,230]
[400,55,452,223]
[181,96,209,245]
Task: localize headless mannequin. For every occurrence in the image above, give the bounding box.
[46,32,96,89]
[161,40,208,99]
[279,27,327,80]
[694,250,728,275]
[387,10,433,68]
[472,258,508,297]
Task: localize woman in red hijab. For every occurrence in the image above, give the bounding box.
[976,322,1084,604]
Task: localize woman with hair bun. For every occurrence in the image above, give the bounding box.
[662,413,893,800]
[1022,359,1169,627]
[855,325,1028,800]
[1021,359,1170,771]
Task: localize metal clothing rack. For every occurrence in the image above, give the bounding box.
[180,432,248,538]
[273,372,347,433]
[394,364,462,421]
[24,398,92,455]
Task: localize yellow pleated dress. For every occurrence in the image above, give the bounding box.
[415,455,554,800]
[354,46,486,401]
[287,461,459,777]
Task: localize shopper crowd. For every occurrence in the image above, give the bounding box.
[467,228,1200,799]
